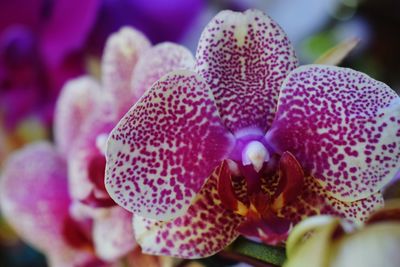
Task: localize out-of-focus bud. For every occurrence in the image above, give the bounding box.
[284,200,400,267]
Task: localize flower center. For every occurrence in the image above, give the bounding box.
[81,153,116,208]
[61,215,93,251]
[88,154,107,193]
[228,128,272,195]
[219,135,305,244]
[242,140,270,172]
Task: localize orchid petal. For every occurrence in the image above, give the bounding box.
[101,27,151,116]
[278,175,384,224]
[131,42,195,101]
[93,207,136,261]
[195,9,298,133]
[68,108,115,203]
[285,215,337,258]
[283,217,342,267]
[106,70,233,221]
[54,76,101,156]
[272,151,305,210]
[217,160,247,213]
[267,65,400,201]
[133,163,243,258]
[0,142,70,254]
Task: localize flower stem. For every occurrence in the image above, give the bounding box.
[219,250,280,267]
[226,237,286,266]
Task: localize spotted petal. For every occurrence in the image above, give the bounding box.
[101,27,151,117]
[106,70,234,221]
[195,9,298,133]
[267,65,400,201]
[131,42,195,101]
[93,207,136,261]
[0,142,70,253]
[54,76,101,156]
[278,175,383,224]
[133,163,243,258]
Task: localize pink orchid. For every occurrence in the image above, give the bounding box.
[105,10,400,258]
[56,27,193,212]
[0,142,108,267]
[0,26,189,266]
[0,143,169,267]
[53,26,193,262]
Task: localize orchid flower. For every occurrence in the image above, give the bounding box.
[0,142,171,267]
[105,9,400,258]
[1,26,188,266]
[57,27,194,210]
[53,26,193,262]
[284,200,400,267]
[0,142,108,267]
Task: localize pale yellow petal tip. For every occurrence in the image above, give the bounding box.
[15,117,49,143]
[284,217,341,267]
[315,37,360,66]
[285,211,400,267]
[286,215,338,258]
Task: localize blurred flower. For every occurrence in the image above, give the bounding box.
[0,142,172,267]
[55,26,192,262]
[284,200,400,267]
[87,0,205,55]
[58,26,193,210]
[0,0,205,155]
[0,142,105,267]
[0,0,99,131]
[0,25,185,266]
[105,9,400,258]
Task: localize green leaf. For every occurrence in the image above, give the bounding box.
[228,237,286,266]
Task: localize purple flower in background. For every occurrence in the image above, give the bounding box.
[0,0,99,130]
[87,0,205,55]
[0,0,205,134]
[105,9,400,258]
